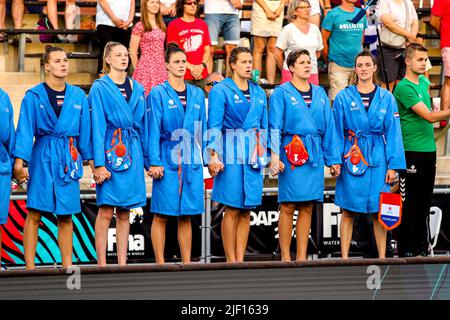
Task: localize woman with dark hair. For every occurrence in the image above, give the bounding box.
[13,45,92,269]
[166,0,211,90]
[130,0,167,95]
[269,49,341,261]
[147,43,206,264]
[0,88,14,270]
[89,42,148,266]
[207,47,269,263]
[333,50,406,259]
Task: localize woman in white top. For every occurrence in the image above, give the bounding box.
[96,0,135,75]
[377,0,419,91]
[274,0,323,86]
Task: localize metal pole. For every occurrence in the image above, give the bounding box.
[201,190,207,263]
[18,33,26,72]
[205,190,212,263]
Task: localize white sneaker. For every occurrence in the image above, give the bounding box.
[66,34,78,43]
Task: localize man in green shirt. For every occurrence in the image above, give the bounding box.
[394,43,450,257]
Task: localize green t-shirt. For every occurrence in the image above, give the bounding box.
[394,76,436,152]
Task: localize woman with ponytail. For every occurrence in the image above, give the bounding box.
[89,42,148,266]
[13,45,92,269]
[147,43,206,264]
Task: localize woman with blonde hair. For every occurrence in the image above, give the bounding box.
[130,0,167,96]
[89,42,148,266]
[275,0,324,85]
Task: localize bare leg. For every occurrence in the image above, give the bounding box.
[11,0,23,29]
[224,43,237,76]
[221,207,240,262]
[23,210,42,269]
[441,77,450,111]
[65,0,78,42]
[95,206,114,266]
[178,216,192,264]
[309,14,320,28]
[116,210,130,266]
[46,0,59,29]
[151,214,168,264]
[278,203,296,261]
[372,214,387,259]
[295,203,313,261]
[235,210,250,262]
[57,215,73,268]
[265,37,278,84]
[0,0,6,29]
[208,46,215,75]
[340,210,355,259]
[252,36,267,80]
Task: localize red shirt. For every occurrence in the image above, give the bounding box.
[330,0,362,7]
[166,18,211,80]
[432,0,450,48]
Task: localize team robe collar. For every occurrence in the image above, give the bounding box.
[221,77,259,130]
[160,80,195,122]
[97,75,143,122]
[345,85,389,130]
[29,82,76,130]
[280,82,325,112]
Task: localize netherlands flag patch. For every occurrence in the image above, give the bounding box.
[394,112,400,118]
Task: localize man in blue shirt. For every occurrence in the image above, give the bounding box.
[322,0,367,101]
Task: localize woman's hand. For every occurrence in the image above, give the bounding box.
[329,164,341,178]
[208,152,224,177]
[269,153,285,177]
[385,169,397,184]
[275,5,284,18]
[264,8,277,21]
[93,166,111,185]
[148,166,164,179]
[14,166,29,184]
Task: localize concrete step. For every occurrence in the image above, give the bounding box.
[24,42,92,54]
[435,174,450,186]
[24,56,97,73]
[437,156,450,174]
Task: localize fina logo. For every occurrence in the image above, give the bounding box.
[108,228,144,252]
[168,99,177,109]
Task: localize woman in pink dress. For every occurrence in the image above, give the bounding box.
[130,0,167,96]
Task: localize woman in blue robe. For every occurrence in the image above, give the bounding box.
[13,46,92,269]
[0,89,14,269]
[269,50,342,261]
[147,43,207,264]
[207,47,269,263]
[89,42,148,266]
[333,50,406,259]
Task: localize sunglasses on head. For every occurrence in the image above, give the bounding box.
[184,0,198,5]
[206,80,221,87]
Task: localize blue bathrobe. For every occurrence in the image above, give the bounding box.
[148,81,207,216]
[0,89,15,224]
[13,83,92,215]
[333,85,406,213]
[207,78,269,209]
[89,75,148,209]
[269,82,341,203]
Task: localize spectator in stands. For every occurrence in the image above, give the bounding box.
[46,0,79,43]
[275,0,323,85]
[0,0,24,41]
[251,0,287,85]
[394,43,450,257]
[205,72,225,95]
[13,46,92,269]
[147,43,206,265]
[333,50,406,259]
[89,42,147,266]
[322,0,367,102]
[204,0,242,74]
[130,0,167,96]
[167,0,211,90]
[431,0,450,111]
[376,0,418,92]
[96,0,135,75]
[0,89,14,270]
[160,0,177,26]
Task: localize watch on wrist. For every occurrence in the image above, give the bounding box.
[201,62,207,68]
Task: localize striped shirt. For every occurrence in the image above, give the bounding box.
[296,86,313,108]
[175,89,187,110]
[241,88,251,103]
[359,88,377,112]
[116,79,132,102]
[43,83,65,118]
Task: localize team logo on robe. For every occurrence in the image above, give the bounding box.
[234,94,243,103]
[291,96,298,105]
[74,104,82,110]
[350,101,358,111]
[40,104,44,109]
[379,109,387,114]
[194,104,200,109]
[168,99,177,109]
[321,98,325,104]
